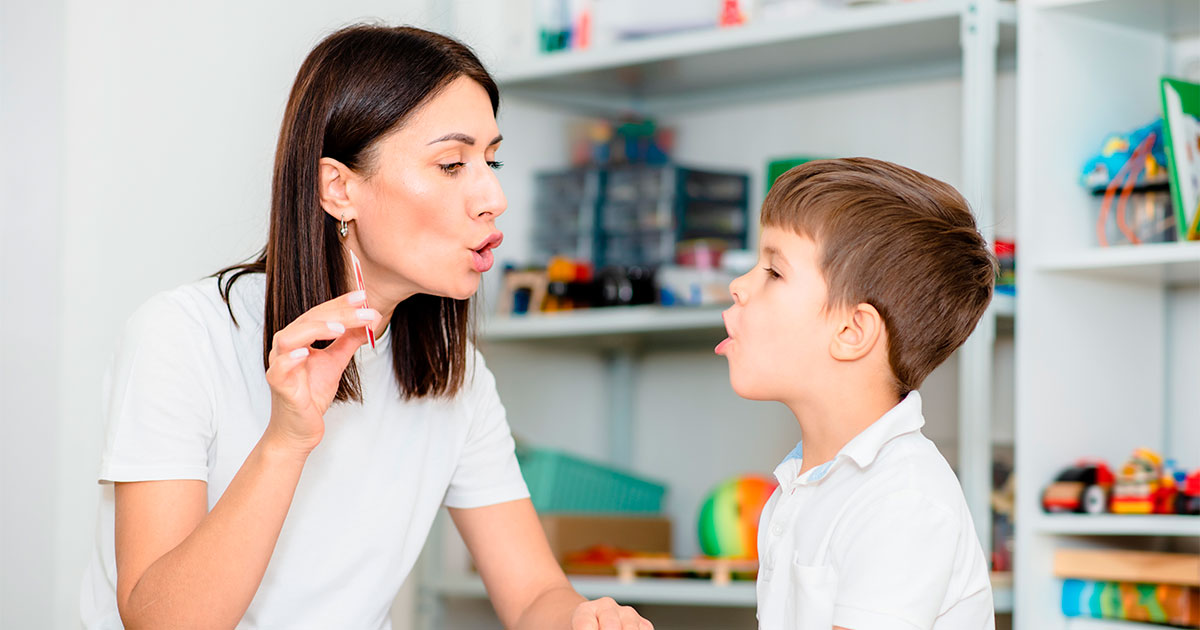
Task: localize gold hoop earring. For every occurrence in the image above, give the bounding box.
[339,214,349,238]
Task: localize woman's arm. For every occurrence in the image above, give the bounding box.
[115,437,309,628]
[450,499,653,630]
[115,291,381,629]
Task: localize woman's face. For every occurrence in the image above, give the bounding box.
[344,75,506,302]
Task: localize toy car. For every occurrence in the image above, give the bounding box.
[1042,460,1114,514]
[1176,469,1200,516]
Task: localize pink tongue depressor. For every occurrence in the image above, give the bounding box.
[349,249,376,349]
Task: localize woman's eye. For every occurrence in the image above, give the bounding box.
[763,267,781,279]
[487,160,504,171]
[438,162,465,175]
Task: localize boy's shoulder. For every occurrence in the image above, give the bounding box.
[849,429,969,518]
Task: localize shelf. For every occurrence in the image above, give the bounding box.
[1033,514,1200,537]
[483,296,1014,346]
[431,573,1015,612]
[495,0,1017,112]
[481,305,726,345]
[1038,242,1200,285]
[1031,0,1200,37]
[432,574,756,607]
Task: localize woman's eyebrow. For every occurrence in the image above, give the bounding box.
[427,132,504,146]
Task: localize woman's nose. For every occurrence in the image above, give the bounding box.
[472,166,507,220]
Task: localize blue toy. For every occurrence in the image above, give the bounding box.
[1081,119,1169,190]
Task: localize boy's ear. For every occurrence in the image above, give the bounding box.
[318,157,358,222]
[830,302,884,362]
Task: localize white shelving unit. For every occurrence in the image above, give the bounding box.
[1032,514,1200,537]
[496,0,1016,114]
[420,2,1020,627]
[1014,0,1200,629]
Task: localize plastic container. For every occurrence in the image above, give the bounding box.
[517,447,667,514]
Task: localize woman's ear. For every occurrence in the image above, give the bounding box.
[830,302,884,362]
[318,157,357,222]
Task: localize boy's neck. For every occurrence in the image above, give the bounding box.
[785,386,902,477]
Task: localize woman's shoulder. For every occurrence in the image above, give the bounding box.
[124,273,265,341]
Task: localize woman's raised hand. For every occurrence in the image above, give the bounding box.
[263,290,381,454]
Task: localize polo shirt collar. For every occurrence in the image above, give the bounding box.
[773,391,926,489]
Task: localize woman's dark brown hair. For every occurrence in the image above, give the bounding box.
[216,24,500,402]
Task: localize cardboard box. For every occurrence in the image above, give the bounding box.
[539,514,672,575]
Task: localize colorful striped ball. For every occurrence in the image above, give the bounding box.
[697,475,779,559]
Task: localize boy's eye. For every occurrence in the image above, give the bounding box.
[487,160,504,170]
[439,162,465,174]
[763,267,781,279]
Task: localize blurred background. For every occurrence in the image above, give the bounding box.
[2,1,1197,628]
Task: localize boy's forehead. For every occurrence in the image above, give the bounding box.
[760,226,817,257]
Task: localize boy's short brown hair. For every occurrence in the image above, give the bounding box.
[761,158,995,396]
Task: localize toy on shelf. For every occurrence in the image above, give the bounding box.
[614,556,759,586]
[1061,579,1199,627]
[1081,120,1169,191]
[1112,448,1170,515]
[990,461,1015,572]
[1178,469,1200,516]
[697,474,778,560]
[1081,119,1176,247]
[994,239,1015,296]
[1042,451,1200,517]
[1042,459,1115,514]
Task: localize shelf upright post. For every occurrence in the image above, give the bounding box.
[605,345,638,469]
[957,0,1000,562]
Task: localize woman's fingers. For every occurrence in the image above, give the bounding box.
[597,604,622,630]
[269,309,380,358]
[291,290,369,325]
[324,326,370,364]
[571,598,649,630]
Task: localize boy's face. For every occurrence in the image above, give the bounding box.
[717,226,840,402]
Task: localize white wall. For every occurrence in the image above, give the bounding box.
[3,1,455,627]
[1,2,67,628]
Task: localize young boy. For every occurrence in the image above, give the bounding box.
[716,158,996,630]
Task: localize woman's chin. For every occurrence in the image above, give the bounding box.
[427,276,480,301]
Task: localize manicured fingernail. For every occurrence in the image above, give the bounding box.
[356,308,378,321]
[348,290,366,304]
[326,321,346,334]
[289,347,309,360]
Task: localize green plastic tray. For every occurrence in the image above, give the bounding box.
[517,447,666,514]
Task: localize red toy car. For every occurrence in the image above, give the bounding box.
[1176,469,1200,516]
[1042,460,1115,514]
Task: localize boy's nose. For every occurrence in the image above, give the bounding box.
[729,273,748,305]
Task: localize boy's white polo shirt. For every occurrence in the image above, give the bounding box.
[756,392,995,630]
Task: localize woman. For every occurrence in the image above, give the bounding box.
[81,24,653,630]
